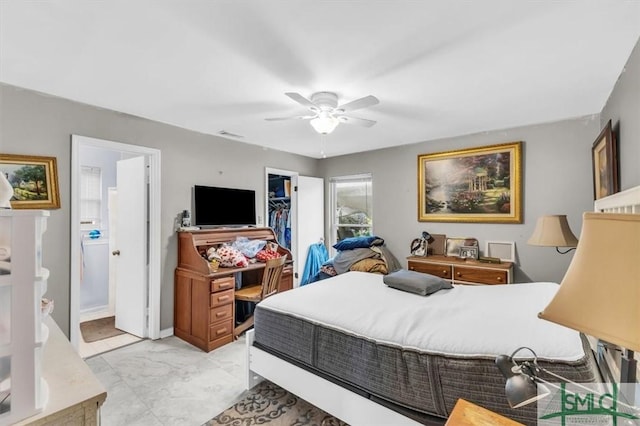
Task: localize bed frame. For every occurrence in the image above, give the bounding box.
[592,185,640,384]
[245,185,640,425]
[594,185,640,213]
[245,329,424,425]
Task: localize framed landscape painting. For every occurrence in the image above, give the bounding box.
[418,142,522,223]
[0,154,61,209]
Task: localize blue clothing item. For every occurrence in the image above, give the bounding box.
[300,242,329,286]
[333,235,383,251]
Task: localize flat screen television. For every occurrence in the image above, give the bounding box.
[193,185,256,227]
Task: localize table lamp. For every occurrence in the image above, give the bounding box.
[527,215,579,254]
[499,212,640,408]
[539,212,639,387]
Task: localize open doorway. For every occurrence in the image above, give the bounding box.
[70,135,161,357]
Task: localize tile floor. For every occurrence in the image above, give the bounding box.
[86,335,247,426]
[79,332,142,358]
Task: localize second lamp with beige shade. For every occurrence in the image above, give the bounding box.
[527,215,579,254]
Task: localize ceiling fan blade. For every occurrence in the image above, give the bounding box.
[285,92,319,111]
[336,95,379,113]
[265,115,316,121]
[338,116,377,127]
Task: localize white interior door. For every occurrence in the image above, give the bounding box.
[293,176,325,287]
[107,187,117,316]
[114,156,147,337]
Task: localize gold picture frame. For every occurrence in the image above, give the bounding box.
[418,142,522,223]
[0,154,61,209]
[591,120,618,200]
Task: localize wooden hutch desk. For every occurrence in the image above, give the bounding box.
[175,227,293,352]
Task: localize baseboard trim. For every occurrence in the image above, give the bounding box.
[159,327,174,339]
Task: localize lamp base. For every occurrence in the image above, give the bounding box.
[620,349,637,405]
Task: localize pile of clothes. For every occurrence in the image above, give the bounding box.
[308,235,401,283]
[205,237,281,268]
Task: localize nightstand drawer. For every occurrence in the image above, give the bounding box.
[210,303,233,324]
[210,288,234,307]
[408,260,452,279]
[210,276,235,292]
[453,265,508,285]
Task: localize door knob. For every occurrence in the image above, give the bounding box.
[112,250,121,256]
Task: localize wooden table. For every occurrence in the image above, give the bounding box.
[446,399,524,426]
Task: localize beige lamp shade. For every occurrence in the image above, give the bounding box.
[538,212,640,352]
[527,215,579,247]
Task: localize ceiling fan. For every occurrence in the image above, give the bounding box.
[266,92,380,134]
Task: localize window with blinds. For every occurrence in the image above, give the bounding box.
[80,166,102,231]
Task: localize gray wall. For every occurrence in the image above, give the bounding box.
[601,38,640,190]
[319,117,601,284]
[0,84,318,335]
[319,37,640,286]
[1,37,638,336]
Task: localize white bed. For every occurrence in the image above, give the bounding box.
[246,184,640,425]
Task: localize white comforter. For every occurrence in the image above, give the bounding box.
[258,271,586,361]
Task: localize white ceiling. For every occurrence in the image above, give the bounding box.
[1,1,639,158]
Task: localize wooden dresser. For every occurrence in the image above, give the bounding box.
[407,255,513,285]
[175,227,293,352]
[15,317,107,425]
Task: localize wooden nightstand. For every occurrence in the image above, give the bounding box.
[446,399,524,426]
[407,255,513,285]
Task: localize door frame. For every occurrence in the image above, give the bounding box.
[70,135,162,349]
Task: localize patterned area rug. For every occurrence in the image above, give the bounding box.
[204,380,349,426]
[80,316,125,342]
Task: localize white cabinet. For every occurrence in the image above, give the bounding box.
[0,210,50,424]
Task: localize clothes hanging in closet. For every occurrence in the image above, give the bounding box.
[269,206,291,249]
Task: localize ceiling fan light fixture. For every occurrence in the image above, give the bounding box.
[310,113,339,134]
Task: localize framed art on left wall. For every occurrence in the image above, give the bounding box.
[0,154,61,209]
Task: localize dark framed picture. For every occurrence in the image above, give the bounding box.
[591,120,618,200]
[418,142,522,223]
[0,154,61,209]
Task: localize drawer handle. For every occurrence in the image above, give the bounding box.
[456,272,462,277]
[219,282,233,289]
[216,328,227,336]
[497,277,503,282]
[443,270,448,276]
[218,295,230,302]
[216,311,226,318]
